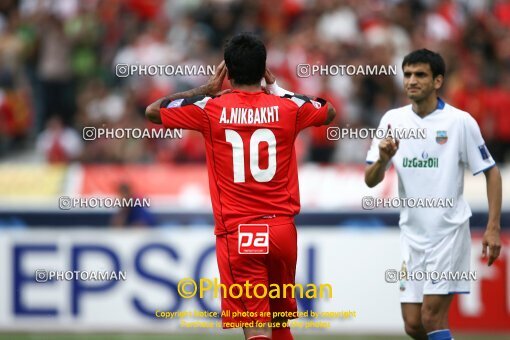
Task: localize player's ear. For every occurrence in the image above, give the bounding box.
[434,74,444,90]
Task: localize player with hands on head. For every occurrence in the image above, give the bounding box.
[146,32,335,340]
[145,60,230,123]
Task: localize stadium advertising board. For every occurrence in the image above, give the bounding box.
[0,229,508,334]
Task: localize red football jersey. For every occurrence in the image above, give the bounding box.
[160,90,328,235]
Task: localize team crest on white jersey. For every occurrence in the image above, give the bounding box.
[436,130,448,144]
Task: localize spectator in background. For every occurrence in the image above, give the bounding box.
[36,115,83,163]
[487,67,510,163]
[309,78,343,163]
[35,13,75,130]
[0,9,31,153]
[110,182,157,228]
[1,0,509,165]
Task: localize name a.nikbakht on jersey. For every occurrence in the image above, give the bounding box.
[219,106,280,124]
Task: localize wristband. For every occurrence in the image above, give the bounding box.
[266,81,294,97]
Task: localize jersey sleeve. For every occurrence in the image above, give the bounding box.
[293,95,329,131]
[461,114,496,175]
[159,96,210,132]
[366,112,391,166]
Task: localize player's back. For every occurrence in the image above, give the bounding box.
[159,89,328,234]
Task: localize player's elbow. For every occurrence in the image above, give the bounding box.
[324,102,336,125]
[364,175,375,188]
[365,178,378,188]
[145,106,162,124]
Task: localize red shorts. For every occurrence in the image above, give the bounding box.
[215,223,298,328]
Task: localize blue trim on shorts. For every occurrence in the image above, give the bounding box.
[448,291,470,295]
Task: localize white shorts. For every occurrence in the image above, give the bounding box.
[399,220,471,303]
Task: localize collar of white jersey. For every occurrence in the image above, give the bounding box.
[437,97,445,110]
[411,97,445,117]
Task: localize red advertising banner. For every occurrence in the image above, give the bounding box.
[450,233,510,331]
[81,164,209,196]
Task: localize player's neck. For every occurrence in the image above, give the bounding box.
[231,83,262,93]
[412,96,438,118]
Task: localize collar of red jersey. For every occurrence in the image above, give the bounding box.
[230,89,265,94]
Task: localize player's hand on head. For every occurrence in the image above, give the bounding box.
[205,60,228,96]
[263,68,295,97]
[482,226,501,266]
[261,68,276,94]
[264,68,276,85]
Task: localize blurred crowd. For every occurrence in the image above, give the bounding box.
[1,0,510,165]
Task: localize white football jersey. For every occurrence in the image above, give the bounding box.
[366,98,495,250]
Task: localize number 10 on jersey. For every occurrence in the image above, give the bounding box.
[225,129,277,183]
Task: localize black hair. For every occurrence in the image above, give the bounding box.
[402,49,445,78]
[224,33,266,85]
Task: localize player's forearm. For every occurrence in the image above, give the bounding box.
[266,81,316,103]
[485,165,502,230]
[364,159,388,188]
[265,81,335,124]
[145,85,209,124]
[324,102,336,125]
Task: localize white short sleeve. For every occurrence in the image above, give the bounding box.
[462,115,495,175]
